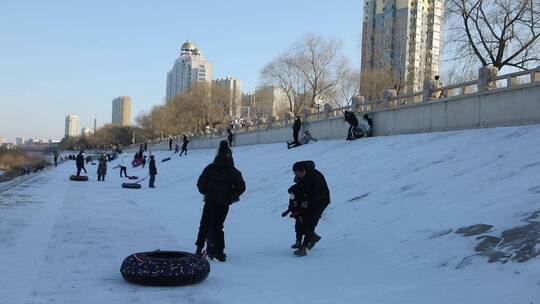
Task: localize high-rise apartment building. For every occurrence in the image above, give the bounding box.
[166,41,213,99]
[361,0,444,94]
[65,115,80,137]
[213,77,243,118]
[112,96,132,126]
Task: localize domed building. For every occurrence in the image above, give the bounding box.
[166,40,212,99]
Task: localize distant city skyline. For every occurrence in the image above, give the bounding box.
[0,0,362,142]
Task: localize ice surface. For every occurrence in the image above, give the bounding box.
[1,125,540,303]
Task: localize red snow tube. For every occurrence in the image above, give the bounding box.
[132,159,142,168]
[70,175,89,181]
[122,183,141,189]
[120,250,210,286]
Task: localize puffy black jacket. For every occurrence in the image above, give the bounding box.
[197,156,246,205]
[294,161,330,209]
[345,111,359,127]
[76,153,85,167]
[149,159,157,175]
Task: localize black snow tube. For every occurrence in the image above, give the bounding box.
[70,175,89,181]
[122,183,142,189]
[120,251,210,286]
[161,157,171,163]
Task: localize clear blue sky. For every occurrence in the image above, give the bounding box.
[0,0,363,142]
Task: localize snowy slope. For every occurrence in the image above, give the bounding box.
[1,125,540,303]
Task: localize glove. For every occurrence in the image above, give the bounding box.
[281,210,290,217]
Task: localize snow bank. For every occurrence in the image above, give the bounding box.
[1,125,540,304]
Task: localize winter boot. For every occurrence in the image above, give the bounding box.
[206,246,217,260]
[307,233,322,250]
[293,246,308,257]
[291,240,302,249]
[215,250,227,262]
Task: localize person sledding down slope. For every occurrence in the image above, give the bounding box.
[287,130,317,149]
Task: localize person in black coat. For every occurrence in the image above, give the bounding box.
[227,129,234,147]
[169,138,173,151]
[291,160,330,256]
[344,111,359,140]
[148,155,157,188]
[195,140,246,261]
[180,135,189,156]
[287,117,302,149]
[75,150,87,176]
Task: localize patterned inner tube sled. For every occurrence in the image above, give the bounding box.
[120,250,210,286]
[69,175,88,181]
[122,183,141,189]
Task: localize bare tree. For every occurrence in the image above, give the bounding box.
[292,34,348,107]
[332,64,360,106]
[261,33,348,114]
[446,0,540,71]
[260,54,306,114]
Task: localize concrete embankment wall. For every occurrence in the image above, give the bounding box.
[146,83,540,151]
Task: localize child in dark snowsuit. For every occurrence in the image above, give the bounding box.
[282,184,309,249]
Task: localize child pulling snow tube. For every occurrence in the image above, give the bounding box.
[120,250,210,286]
[122,183,141,189]
[69,175,89,181]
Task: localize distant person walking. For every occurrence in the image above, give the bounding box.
[169,137,173,151]
[119,153,128,178]
[180,135,189,156]
[144,141,148,151]
[195,140,246,261]
[97,155,107,181]
[76,150,87,176]
[148,155,157,188]
[227,129,234,147]
[142,155,147,168]
[53,151,59,167]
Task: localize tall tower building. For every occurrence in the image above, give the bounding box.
[166,41,213,99]
[112,96,132,126]
[361,0,444,94]
[213,77,243,118]
[65,115,80,137]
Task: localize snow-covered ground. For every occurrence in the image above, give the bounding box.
[1,125,540,304]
